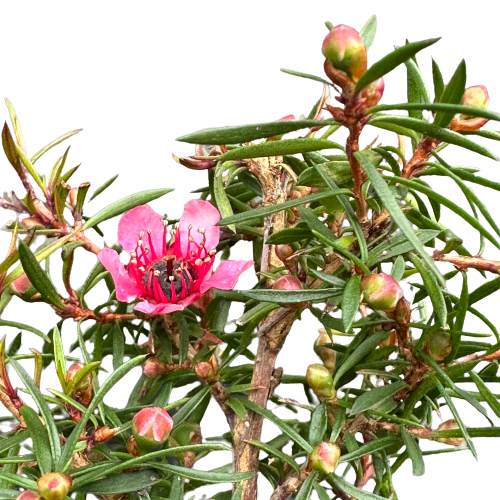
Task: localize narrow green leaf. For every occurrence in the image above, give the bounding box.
[331,473,387,500]
[226,398,248,420]
[339,436,398,463]
[239,398,312,452]
[218,138,343,162]
[177,119,337,145]
[155,463,255,484]
[330,405,346,442]
[469,277,500,305]
[429,374,477,459]
[355,38,440,92]
[405,56,430,125]
[214,162,236,232]
[341,275,361,332]
[52,326,67,391]
[74,470,161,494]
[309,270,346,288]
[247,440,299,473]
[309,404,328,447]
[267,227,313,244]
[333,329,391,387]
[447,272,468,362]
[391,255,406,281]
[18,241,64,308]
[295,471,318,500]
[237,302,280,326]
[369,115,498,160]
[5,99,26,154]
[82,188,173,230]
[356,151,444,285]
[469,371,500,419]
[401,429,425,476]
[112,323,125,371]
[408,254,447,329]
[31,129,82,164]
[19,405,52,474]
[0,320,50,343]
[432,59,445,102]
[89,174,119,201]
[433,60,466,128]
[173,312,190,365]
[172,386,211,425]
[218,189,351,226]
[58,354,147,471]
[280,68,333,86]
[9,357,61,464]
[0,473,38,490]
[369,103,500,123]
[351,380,407,414]
[360,15,377,50]
[65,361,101,397]
[241,288,340,303]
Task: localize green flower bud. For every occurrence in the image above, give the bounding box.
[314,331,337,373]
[310,442,341,474]
[360,273,403,313]
[322,25,367,82]
[306,364,335,400]
[37,473,72,500]
[424,330,452,361]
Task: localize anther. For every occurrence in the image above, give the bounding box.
[188,236,194,242]
[147,228,152,235]
[204,257,212,263]
[195,258,203,266]
[130,251,137,258]
[154,270,160,277]
[169,276,175,282]
[139,231,145,238]
[188,224,193,230]
[209,249,217,256]
[130,259,137,265]
[139,266,146,272]
[198,227,206,234]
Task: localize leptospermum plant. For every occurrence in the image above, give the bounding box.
[2,14,500,500]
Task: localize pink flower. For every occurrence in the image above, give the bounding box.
[98,200,253,315]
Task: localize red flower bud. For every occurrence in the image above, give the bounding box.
[360,273,403,313]
[310,442,341,474]
[314,331,337,373]
[434,419,465,446]
[424,330,452,361]
[66,362,91,390]
[358,77,385,109]
[132,407,173,454]
[450,85,490,131]
[16,492,41,500]
[394,297,412,325]
[68,188,78,207]
[143,357,167,379]
[37,473,72,500]
[273,274,309,311]
[306,364,335,400]
[322,25,367,82]
[172,154,218,171]
[11,273,32,295]
[276,245,298,274]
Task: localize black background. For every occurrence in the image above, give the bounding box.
[0,10,500,499]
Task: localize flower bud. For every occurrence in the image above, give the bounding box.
[11,273,33,296]
[16,492,41,500]
[306,364,335,400]
[273,274,309,311]
[276,245,298,274]
[394,297,412,325]
[435,419,465,446]
[21,217,45,230]
[37,473,72,500]
[322,25,367,82]
[194,355,219,383]
[143,357,167,379]
[170,422,202,446]
[66,362,91,390]
[424,330,452,361]
[360,273,403,313]
[172,154,217,171]
[461,86,490,115]
[132,407,173,454]
[358,77,385,109]
[314,332,337,373]
[310,442,341,474]
[68,188,78,207]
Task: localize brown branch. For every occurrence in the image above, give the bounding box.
[401,136,439,179]
[58,301,137,323]
[433,251,500,274]
[270,464,312,500]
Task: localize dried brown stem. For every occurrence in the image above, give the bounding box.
[433,251,500,274]
[269,464,312,500]
[401,136,439,178]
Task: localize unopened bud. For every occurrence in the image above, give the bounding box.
[68,188,78,207]
[173,154,217,171]
[143,357,167,379]
[275,245,298,274]
[37,473,72,500]
[450,85,490,132]
[194,354,219,382]
[360,273,403,313]
[358,77,385,108]
[306,364,336,400]
[314,332,337,373]
[273,274,309,311]
[310,442,341,474]
[322,25,367,82]
[171,422,202,446]
[21,217,45,230]
[16,492,41,500]
[11,273,32,295]
[394,297,412,325]
[66,362,91,390]
[291,186,312,199]
[424,330,452,361]
[435,419,465,446]
[132,407,173,454]
[94,426,119,443]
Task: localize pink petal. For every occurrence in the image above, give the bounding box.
[178,200,220,258]
[98,248,141,303]
[179,291,203,308]
[134,300,184,315]
[200,260,253,294]
[118,205,166,257]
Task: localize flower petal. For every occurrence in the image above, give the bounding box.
[200,260,253,294]
[118,205,166,257]
[98,248,141,302]
[178,200,220,258]
[134,300,184,315]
